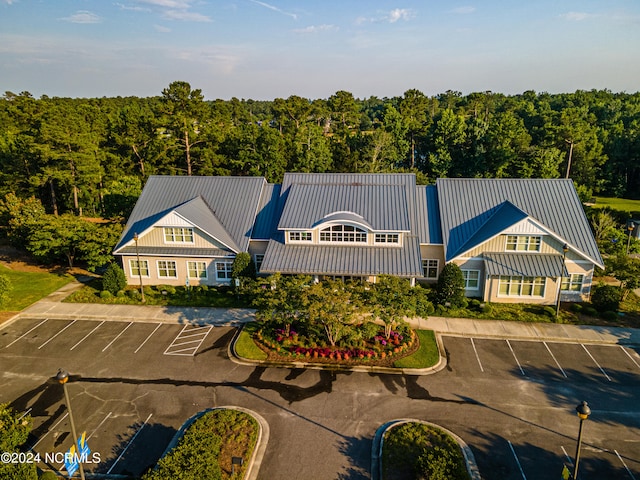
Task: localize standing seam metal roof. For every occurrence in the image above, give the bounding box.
[436,178,603,266]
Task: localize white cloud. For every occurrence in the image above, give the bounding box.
[115,3,146,12]
[163,9,211,21]
[560,12,596,22]
[2,0,18,4]
[451,6,476,15]
[136,0,191,8]
[294,24,338,34]
[250,0,298,20]
[154,24,172,32]
[61,11,102,24]
[387,8,413,23]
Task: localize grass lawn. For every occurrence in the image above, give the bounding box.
[393,330,439,369]
[0,264,73,311]
[592,196,640,215]
[235,322,268,361]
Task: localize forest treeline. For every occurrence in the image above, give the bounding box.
[1,83,639,220]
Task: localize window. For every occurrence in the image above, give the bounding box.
[319,225,367,243]
[254,254,264,272]
[422,259,439,279]
[561,274,584,292]
[164,227,194,243]
[129,259,149,277]
[505,235,541,252]
[187,261,207,279]
[499,276,546,296]
[157,260,177,278]
[462,269,480,290]
[215,261,233,280]
[375,233,399,244]
[288,231,312,242]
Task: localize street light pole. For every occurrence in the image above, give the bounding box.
[556,244,569,317]
[573,401,591,480]
[56,369,86,480]
[627,222,635,255]
[133,232,145,303]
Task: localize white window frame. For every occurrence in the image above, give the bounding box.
[157,260,178,279]
[561,273,584,292]
[215,260,233,281]
[505,235,541,252]
[187,261,208,279]
[288,231,312,242]
[129,259,149,278]
[319,224,368,243]
[462,269,480,290]
[422,259,439,279]
[163,227,194,244]
[254,254,264,272]
[375,233,400,244]
[498,275,546,297]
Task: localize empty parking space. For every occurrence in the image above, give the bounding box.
[164,324,213,356]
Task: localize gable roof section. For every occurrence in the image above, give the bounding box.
[278,173,416,232]
[114,175,265,253]
[415,185,443,244]
[252,183,281,240]
[450,201,528,259]
[484,252,568,277]
[437,178,604,267]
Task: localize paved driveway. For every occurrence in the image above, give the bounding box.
[1,316,639,479]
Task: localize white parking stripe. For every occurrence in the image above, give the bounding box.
[543,342,567,378]
[470,338,484,372]
[507,440,527,480]
[164,324,212,356]
[620,345,640,370]
[5,319,48,348]
[38,320,77,349]
[506,340,526,376]
[581,344,612,381]
[106,413,152,474]
[561,445,573,467]
[87,412,112,441]
[70,321,105,350]
[615,449,637,479]
[29,412,69,450]
[134,323,162,353]
[101,322,133,352]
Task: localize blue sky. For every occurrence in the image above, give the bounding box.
[1,0,639,99]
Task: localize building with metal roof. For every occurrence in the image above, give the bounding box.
[114,173,603,304]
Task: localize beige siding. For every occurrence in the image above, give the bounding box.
[485,276,558,304]
[464,234,570,257]
[122,255,234,287]
[139,227,230,250]
[419,244,445,283]
[452,258,485,298]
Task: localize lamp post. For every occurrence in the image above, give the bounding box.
[133,232,145,303]
[573,401,591,480]
[56,369,86,480]
[627,222,635,255]
[556,243,569,317]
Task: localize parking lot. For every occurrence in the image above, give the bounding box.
[1,316,639,479]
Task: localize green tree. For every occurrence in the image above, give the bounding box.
[0,403,37,480]
[435,263,466,307]
[0,193,45,246]
[102,263,127,295]
[606,255,640,301]
[399,89,431,168]
[158,81,208,176]
[369,276,412,339]
[251,274,311,336]
[305,279,357,346]
[231,252,256,287]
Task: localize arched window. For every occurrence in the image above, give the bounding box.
[319,224,367,243]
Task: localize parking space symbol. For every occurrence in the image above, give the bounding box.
[163,324,212,356]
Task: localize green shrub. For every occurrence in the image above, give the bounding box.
[99,290,112,299]
[39,471,59,480]
[591,284,621,312]
[542,306,557,318]
[434,263,466,308]
[570,303,583,313]
[102,263,127,295]
[601,311,619,322]
[143,285,155,296]
[0,273,12,306]
[127,289,141,300]
[416,444,468,480]
[582,306,598,316]
[116,290,126,298]
[160,285,176,295]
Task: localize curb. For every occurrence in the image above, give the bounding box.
[228,325,449,376]
[372,419,482,480]
[154,406,269,480]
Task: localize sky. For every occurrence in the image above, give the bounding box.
[1,0,639,100]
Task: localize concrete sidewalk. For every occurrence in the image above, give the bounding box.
[6,280,640,346]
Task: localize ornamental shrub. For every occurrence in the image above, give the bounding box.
[100,290,112,299]
[0,274,12,307]
[591,284,621,312]
[102,263,127,295]
[434,263,466,308]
